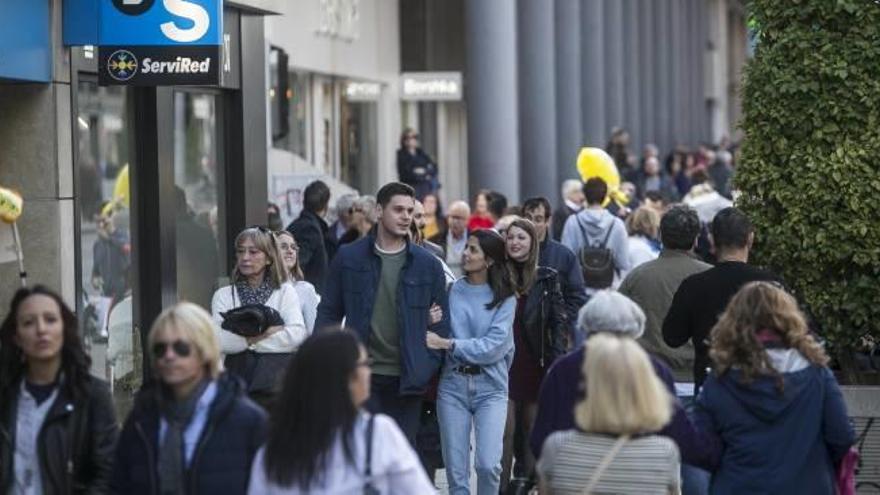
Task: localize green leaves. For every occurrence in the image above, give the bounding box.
[741,0,880,350]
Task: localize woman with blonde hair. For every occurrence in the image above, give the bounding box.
[625,206,661,272]
[212,226,307,408]
[275,230,320,333]
[537,333,681,494]
[112,302,267,494]
[695,282,854,494]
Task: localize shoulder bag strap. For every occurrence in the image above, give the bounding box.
[599,220,615,249]
[582,434,630,495]
[576,216,590,247]
[364,414,375,479]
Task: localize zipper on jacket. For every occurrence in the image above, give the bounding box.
[188,422,217,493]
[134,422,159,494]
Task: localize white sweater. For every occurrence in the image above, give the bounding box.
[211,282,308,354]
[247,413,435,494]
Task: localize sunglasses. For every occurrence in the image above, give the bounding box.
[152,340,193,359]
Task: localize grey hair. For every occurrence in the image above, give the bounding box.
[355,195,378,223]
[335,193,358,215]
[577,290,646,339]
[562,179,583,199]
[717,150,733,165]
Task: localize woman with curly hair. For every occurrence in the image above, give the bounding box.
[695,282,855,494]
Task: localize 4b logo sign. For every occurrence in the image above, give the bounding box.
[112,0,211,43]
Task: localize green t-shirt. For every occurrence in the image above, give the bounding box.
[369,244,407,376]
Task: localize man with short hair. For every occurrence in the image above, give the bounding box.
[326,193,358,260]
[663,207,778,391]
[430,200,470,278]
[286,180,331,294]
[551,179,584,241]
[560,178,631,287]
[316,182,450,445]
[620,205,710,385]
[522,197,587,346]
[635,156,679,202]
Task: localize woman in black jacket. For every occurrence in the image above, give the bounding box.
[396,128,438,200]
[500,218,568,493]
[111,302,267,495]
[0,285,118,495]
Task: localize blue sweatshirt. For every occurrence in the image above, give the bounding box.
[444,279,516,391]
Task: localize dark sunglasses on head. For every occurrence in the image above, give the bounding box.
[152,340,193,359]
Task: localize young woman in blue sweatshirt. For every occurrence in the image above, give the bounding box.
[695,282,855,495]
[427,229,516,495]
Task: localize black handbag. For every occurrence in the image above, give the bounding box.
[220,304,284,338]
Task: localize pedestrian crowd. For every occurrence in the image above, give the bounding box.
[0,129,858,495]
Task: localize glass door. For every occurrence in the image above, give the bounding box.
[173,90,227,310]
[75,78,140,419]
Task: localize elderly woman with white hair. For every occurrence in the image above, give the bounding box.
[529,291,719,473]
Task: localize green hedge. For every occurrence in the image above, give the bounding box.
[737,1,880,359]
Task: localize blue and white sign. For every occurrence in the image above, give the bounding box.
[0,1,52,82]
[99,0,222,46]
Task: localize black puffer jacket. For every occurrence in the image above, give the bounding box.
[522,266,569,368]
[0,378,118,495]
[110,372,267,495]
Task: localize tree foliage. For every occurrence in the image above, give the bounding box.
[738,0,880,352]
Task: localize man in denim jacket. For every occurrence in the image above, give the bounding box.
[316,182,450,445]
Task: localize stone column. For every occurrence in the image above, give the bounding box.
[623,0,642,151]
[554,0,582,185]
[581,0,606,147]
[465,0,520,201]
[653,0,673,152]
[603,0,625,133]
[638,0,657,151]
[518,0,557,201]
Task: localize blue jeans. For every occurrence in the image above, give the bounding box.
[437,370,508,495]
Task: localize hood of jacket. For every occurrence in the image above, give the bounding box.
[718,348,814,422]
[574,209,616,241]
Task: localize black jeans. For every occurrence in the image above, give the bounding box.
[367,374,423,446]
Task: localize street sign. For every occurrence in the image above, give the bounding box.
[95,0,223,86]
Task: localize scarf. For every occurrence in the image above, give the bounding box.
[157,378,211,495]
[235,275,274,305]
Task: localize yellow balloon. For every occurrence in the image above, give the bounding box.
[0,186,23,224]
[575,147,629,207]
[102,164,130,217]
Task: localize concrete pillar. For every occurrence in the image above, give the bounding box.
[465,0,520,201]
[518,0,557,201]
[694,0,708,144]
[623,0,642,152]
[554,0,582,185]
[638,0,657,152]
[669,0,685,148]
[653,0,673,153]
[581,0,605,147]
[602,0,625,134]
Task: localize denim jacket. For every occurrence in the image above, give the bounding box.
[315,234,451,395]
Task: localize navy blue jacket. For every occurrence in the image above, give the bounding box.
[315,234,450,395]
[538,238,587,345]
[530,345,720,470]
[695,362,854,494]
[110,373,267,495]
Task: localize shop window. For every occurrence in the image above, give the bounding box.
[173,92,226,310]
[340,98,378,194]
[269,46,311,161]
[76,81,140,420]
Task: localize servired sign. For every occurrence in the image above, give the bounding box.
[97,0,222,86]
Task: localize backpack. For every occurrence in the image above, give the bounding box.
[576,217,616,289]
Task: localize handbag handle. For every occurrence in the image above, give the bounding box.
[582,434,630,495]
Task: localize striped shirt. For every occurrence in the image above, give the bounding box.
[537,430,680,495]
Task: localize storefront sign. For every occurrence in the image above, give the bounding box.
[345,81,382,101]
[64,0,223,86]
[0,1,52,82]
[401,72,463,101]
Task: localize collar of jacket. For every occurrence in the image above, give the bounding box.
[130,373,243,435]
[659,249,701,260]
[300,209,329,232]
